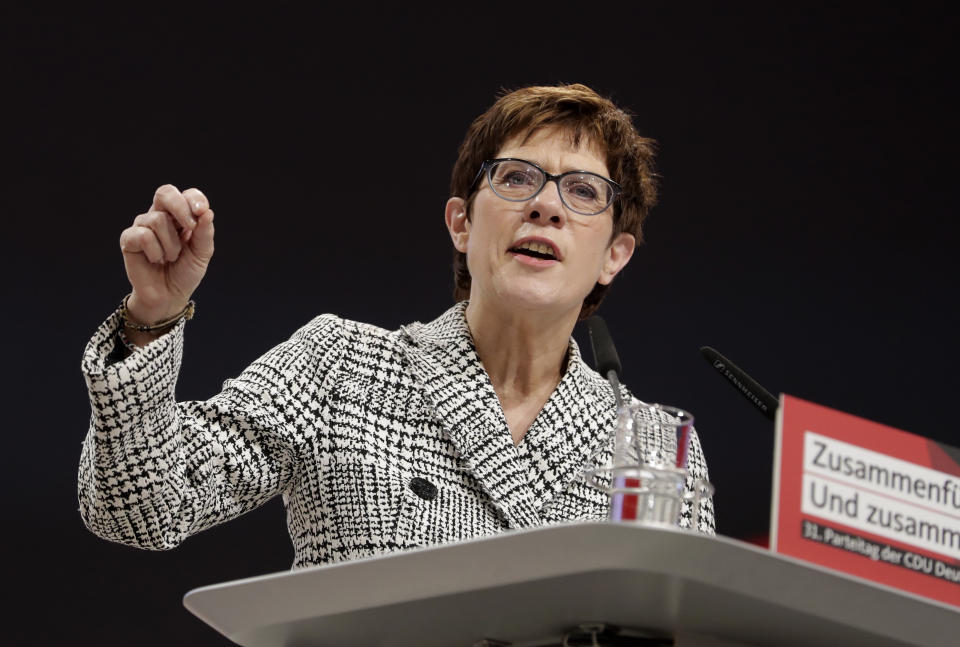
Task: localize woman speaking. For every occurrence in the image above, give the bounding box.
[78,83,714,569]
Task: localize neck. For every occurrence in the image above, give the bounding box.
[464,296,578,402]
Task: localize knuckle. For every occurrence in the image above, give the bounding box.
[124,227,142,245]
[137,226,158,245]
[134,211,154,226]
[166,214,183,233]
[127,228,146,248]
[183,187,206,202]
[152,211,172,227]
[136,212,156,230]
[147,236,164,257]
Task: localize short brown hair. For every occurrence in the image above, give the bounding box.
[449,83,658,319]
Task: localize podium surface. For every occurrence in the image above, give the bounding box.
[184,523,958,646]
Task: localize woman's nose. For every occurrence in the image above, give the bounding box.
[524,180,566,226]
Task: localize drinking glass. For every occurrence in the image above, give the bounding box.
[584,403,713,529]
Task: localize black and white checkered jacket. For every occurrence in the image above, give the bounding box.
[78,302,714,568]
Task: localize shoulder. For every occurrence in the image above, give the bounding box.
[292,313,396,346]
[290,314,407,369]
[231,314,404,393]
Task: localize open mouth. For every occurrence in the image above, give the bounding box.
[509,240,559,261]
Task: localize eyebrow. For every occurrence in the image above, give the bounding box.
[503,156,609,177]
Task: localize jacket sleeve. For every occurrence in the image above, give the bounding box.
[77,309,345,550]
[682,427,716,535]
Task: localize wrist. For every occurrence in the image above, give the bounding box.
[121,293,195,336]
[123,325,173,349]
[126,292,189,326]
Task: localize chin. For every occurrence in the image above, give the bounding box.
[496,284,582,315]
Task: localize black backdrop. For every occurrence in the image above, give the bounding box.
[5,5,959,645]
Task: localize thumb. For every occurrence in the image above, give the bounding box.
[188,209,215,260]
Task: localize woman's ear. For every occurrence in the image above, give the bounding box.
[445,197,470,253]
[598,232,636,285]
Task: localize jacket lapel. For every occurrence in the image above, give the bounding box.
[399,304,542,530]
[517,338,619,512]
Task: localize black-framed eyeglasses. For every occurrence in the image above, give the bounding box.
[471,158,622,216]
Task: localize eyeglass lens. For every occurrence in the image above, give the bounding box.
[488,160,614,215]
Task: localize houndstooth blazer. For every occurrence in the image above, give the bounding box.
[78,301,714,568]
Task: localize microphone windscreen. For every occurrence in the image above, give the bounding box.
[587,316,622,378]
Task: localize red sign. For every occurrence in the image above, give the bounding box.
[772,394,960,608]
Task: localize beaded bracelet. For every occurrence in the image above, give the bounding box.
[120,294,195,333]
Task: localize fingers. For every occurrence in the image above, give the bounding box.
[120,224,166,264]
[151,184,210,233]
[181,187,210,216]
[124,184,215,265]
[133,211,182,262]
[121,207,191,264]
[188,209,215,260]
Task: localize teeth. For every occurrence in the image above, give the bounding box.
[517,241,556,257]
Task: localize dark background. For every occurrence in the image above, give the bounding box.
[5,4,958,645]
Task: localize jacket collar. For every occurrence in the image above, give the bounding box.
[400,302,618,528]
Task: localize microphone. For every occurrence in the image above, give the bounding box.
[700,346,779,421]
[587,316,625,408]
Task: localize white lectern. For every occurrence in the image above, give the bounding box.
[183,523,958,646]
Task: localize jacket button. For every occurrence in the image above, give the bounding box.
[409,477,438,501]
